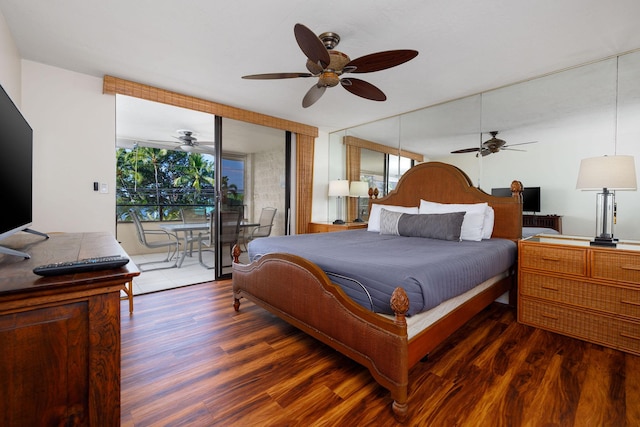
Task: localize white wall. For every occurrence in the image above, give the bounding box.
[21,61,116,235]
[1,11,118,240]
[0,9,20,104]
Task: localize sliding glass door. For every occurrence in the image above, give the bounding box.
[214,117,289,279]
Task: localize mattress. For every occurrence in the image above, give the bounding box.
[248,229,517,316]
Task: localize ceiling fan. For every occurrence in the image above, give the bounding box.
[242,23,419,108]
[118,129,215,154]
[451,131,538,157]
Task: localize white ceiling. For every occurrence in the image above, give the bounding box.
[2,0,640,135]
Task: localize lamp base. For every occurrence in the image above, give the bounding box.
[333,219,346,225]
[590,236,618,247]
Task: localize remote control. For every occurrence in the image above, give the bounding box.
[33,255,130,276]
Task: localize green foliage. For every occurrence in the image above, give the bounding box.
[116,147,229,221]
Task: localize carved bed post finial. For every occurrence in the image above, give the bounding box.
[511,180,524,203]
[368,187,379,200]
[232,244,242,264]
[390,287,409,326]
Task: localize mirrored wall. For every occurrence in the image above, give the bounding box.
[329,50,640,239]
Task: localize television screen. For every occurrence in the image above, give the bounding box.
[0,84,33,241]
[491,186,541,213]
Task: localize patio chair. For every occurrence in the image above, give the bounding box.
[129,209,180,271]
[180,207,208,256]
[197,209,242,269]
[243,207,277,249]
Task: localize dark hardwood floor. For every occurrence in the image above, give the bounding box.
[120,281,640,426]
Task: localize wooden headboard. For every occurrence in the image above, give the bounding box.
[370,162,523,240]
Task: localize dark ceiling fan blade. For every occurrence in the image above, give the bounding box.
[294,23,330,69]
[341,78,386,101]
[306,60,324,75]
[451,147,480,154]
[345,50,418,73]
[242,72,313,79]
[302,84,326,108]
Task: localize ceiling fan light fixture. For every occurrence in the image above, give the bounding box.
[319,72,340,87]
[180,144,197,153]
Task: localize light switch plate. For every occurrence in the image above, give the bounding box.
[100,183,108,193]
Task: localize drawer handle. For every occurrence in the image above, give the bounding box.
[541,284,559,291]
[620,332,640,341]
[621,265,640,272]
[541,257,560,262]
[541,313,558,320]
[620,299,640,307]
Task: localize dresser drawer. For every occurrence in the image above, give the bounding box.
[592,250,640,284]
[519,298,640,355]
[520,244,587,276]
[520,272,640,319]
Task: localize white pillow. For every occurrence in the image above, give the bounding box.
[419,200,488,241]
[483,206,495,239]
[367,204,419,232]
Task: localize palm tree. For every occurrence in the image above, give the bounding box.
[172,153,215,196]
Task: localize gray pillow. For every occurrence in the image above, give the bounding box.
[379,208,465,241]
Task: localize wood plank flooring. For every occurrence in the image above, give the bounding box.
[120,281,640,426]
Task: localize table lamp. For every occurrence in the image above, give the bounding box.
[349,181,370,222]
[328,179,350,224]
[576,155,637,246]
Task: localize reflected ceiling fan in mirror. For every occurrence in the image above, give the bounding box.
[242,23,418,108]
[451,131,538,157]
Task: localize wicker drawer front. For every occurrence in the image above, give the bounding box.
[520,272,640,319]
[520,244,587,276]
[519,298,640,355]
[592,251,640,284]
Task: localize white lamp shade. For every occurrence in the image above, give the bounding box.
[576,155,637,190]
[328,179,350,197]
[349,181,369,197]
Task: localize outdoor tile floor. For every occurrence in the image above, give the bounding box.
[128,250,249,295]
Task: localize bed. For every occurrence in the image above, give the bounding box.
[231,161,523,421]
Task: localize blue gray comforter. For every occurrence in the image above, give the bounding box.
[248,230,517,316]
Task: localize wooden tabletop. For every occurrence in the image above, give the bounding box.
[0,232,140,297]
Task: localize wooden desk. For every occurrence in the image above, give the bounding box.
[0,232,140,426]
[308,221,368,233]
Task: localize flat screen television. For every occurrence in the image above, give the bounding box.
[0,84,45,258]
[491,186,541,213]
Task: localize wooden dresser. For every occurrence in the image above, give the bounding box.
[522,214,563,233]
[518,234,640,355]
[0,232,139,426]
[308,221,368,233]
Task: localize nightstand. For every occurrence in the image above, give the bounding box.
[518,234,640,355]
[308,221,368,233]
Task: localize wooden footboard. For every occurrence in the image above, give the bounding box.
[232,248,411,421]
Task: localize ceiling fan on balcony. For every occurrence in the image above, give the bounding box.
[242,23,419,108]
[451,131,538,157]
[118,130,215,153]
